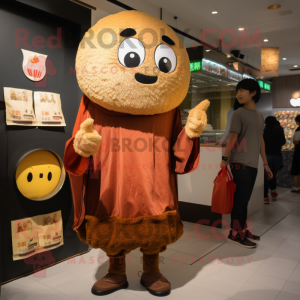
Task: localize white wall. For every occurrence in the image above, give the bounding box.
[178,146,264,225]
[178,146,223,206]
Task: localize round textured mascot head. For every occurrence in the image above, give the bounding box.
[76,10,190,115]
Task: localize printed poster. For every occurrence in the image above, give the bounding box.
[11,210,64,261]
[4,87,37,126]
[34,92,66,126]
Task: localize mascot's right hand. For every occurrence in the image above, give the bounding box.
[185,100,210,139]
[73,118,102,157]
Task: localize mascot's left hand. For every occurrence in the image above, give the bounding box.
[74,118,102,157]
[185,99,210,139]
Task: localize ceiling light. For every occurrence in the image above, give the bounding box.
[212,11,218,14]
[282,58,287,60]
[268,4,281,10]
[238,28,244,31]
[227,54,231,58]
[206,49,211,52]
[294,65,299,68]
[264,39,269,42]
[192,85,198,88]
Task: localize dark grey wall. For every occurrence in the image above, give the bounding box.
[17,0,91,38]
[0,0,90,286]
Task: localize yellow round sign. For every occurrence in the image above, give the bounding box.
[16,150,62,199]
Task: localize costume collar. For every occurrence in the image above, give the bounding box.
[85,94,131,116]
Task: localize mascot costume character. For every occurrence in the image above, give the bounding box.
[64,10,210,297]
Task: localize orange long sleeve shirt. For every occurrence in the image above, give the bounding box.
[63,95,200,254]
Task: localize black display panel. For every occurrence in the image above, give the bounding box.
[0,0,90,286]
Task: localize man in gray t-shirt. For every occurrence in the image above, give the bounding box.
[220,79,273,249]
[229,107,265,168]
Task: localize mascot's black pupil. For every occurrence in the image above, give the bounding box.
[159,57,172,73]
[124,52,140,67]
[27,172,33,182]
[48,172,52,181]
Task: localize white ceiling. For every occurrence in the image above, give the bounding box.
[142,0,300,77]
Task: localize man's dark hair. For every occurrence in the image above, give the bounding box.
[295,115,300,123]
[265,116,278,128]
[236,79,261,103]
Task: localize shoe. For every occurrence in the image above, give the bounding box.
[270,190,278,199]
[291,188,300,194]
[91,273,128,296]
[140,272,171,297]
[246,230,260,241]
[264,197,269,204]
[227,231,256,248]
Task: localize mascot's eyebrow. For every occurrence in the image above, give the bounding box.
[162,35,175,45]
[120,28,137,37]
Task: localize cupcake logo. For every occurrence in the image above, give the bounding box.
[21,49,47,82]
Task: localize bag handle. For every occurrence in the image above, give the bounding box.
[214,167,225,183]
[226,168,233,181]
[217,167,233,182]
[217,167,227,176]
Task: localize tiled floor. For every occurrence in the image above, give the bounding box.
[1,187,300,300]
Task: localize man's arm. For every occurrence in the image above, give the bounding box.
[260,134,273,179]
[220,131,238,168]
[260,134,268,165]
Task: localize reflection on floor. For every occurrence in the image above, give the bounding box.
[1,187,300,300]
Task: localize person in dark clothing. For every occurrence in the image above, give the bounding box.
[263,116,286,204]
[291,115,300,193]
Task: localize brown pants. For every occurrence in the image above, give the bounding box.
[76,211,183,257]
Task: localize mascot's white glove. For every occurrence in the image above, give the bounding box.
[185,99,210,139]
[73,118,102,157]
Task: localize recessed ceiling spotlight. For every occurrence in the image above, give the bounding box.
[264,39,269,42]
[268,4,281,10]
[294,65,299,68]
[206,49,211,52]
[239,28,245,31]
[212,10,218,14]
[282,58,287,60]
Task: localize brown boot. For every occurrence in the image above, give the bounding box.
[91,273,128,296]
[140,272,171,297]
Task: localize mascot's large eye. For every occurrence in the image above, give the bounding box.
[154,44,177,73]
[118,38,145,68]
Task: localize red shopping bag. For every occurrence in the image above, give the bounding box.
[211,167,236,214]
